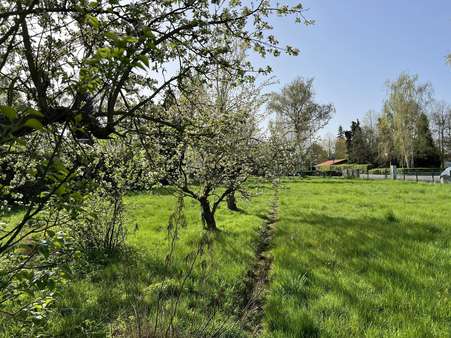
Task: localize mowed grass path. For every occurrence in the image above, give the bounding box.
[264,178,451,338]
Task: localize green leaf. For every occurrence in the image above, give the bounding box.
[96,47,111,58]
[105,31,119,42]
[125,36,139,43]
[135,61,148,71]
[53,159,68,175]
[26,108,44,117]
[0,105,17,121]
[56,185,67,196]
[85,14,100,28]
[137,55,150,67]
[24,118,43,130]
[61,264,72,276]
[54,238,64,249]
[74,113,83,123]
[111,47,124,58]
[142,27,154,39]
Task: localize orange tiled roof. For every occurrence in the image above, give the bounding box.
[315,159,347,167]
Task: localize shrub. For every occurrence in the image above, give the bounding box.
[73,191,126,255]
[319,164,371,172]
[331,164,371,172]
[0,228,76,336]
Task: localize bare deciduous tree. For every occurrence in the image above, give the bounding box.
[267,77,334,170]
[431,101,451,167]
[383,73,432,168]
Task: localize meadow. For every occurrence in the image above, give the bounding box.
[264,178,451,337]
[2,178,450,337]
[41,181,276,337]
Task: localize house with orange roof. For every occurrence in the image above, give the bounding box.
[314,159,347,171]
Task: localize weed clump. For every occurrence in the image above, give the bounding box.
[384,210,398,223]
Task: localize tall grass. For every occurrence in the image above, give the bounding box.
[264,178,451,337]
[41,181,274,337]
[2,178,450,337]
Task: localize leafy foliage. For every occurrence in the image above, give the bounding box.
[268,77,335,170]
[0,225,77,335]
[0,0,307,142]
[382,73,433,168]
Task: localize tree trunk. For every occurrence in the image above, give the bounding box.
[405,154,410,169]
[199,197,217,231]
[226,191,239,211]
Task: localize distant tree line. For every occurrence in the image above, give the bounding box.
[317,73,451,169]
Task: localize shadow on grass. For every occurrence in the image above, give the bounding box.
[50,201,268,337]
[50,246,179,336]
[270,210,449,336]
[256,212,272,222]
[149,186,178,195]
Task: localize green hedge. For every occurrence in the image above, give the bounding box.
[319,164,370,172]
[369,168,390,175]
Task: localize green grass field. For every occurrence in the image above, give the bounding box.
[264,179,451,337]
[44,181,274,337]
[2,178,450,337]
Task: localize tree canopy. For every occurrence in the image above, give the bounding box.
[268,77,335,170]
[0,0,308,144]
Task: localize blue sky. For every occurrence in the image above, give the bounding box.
[254,0,451,136]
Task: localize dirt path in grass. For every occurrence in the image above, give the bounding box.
[237,180,279,336]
